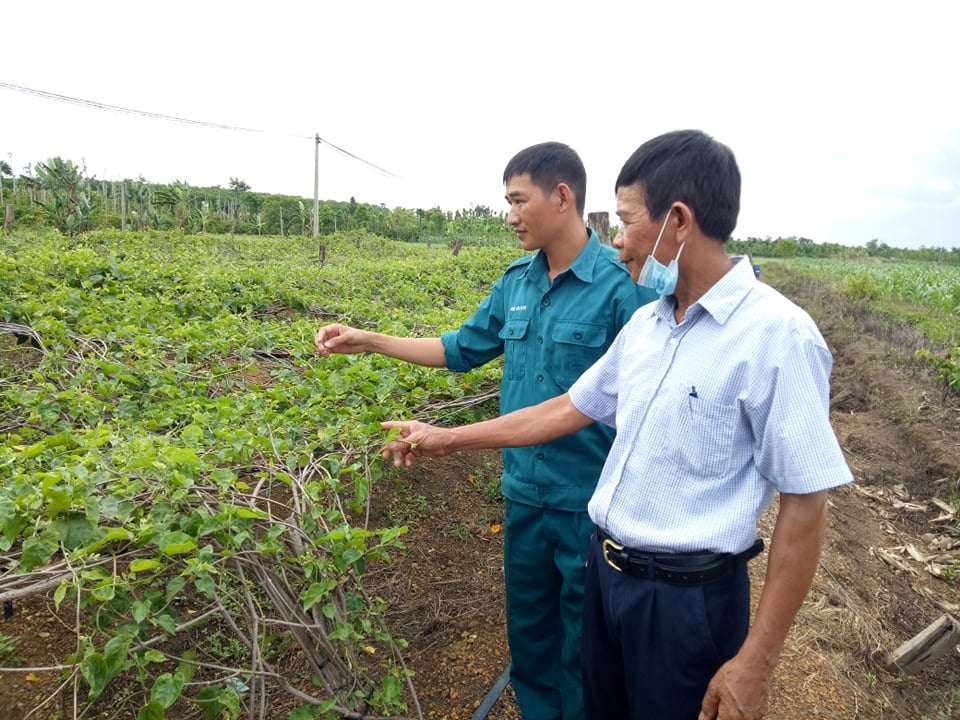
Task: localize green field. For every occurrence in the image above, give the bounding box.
[1,230,957,718]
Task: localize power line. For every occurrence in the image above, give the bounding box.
[1,81,267,134]
[0,81,404,180]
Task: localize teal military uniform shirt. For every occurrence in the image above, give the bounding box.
[441,230,654,511]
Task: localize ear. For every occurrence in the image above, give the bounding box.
[671,201,699,245]
[553,182,576,213]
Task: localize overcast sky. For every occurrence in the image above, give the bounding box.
[3,1,958,249]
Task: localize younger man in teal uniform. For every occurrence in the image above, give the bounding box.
[316,142,654,719]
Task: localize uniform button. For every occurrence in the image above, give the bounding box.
[536,452,545,460]
[536,374,544,382]
[538,336,543,344]
[509,329,515,336]
[574,331,583,340]
[542,298,551,307]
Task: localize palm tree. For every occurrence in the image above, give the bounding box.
[153,181,196,231]
[34,157,93,235]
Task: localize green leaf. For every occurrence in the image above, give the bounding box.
[154,614,178,635]
[81,652,109,701]
[196,687,223,720]
[0,497,16,527]
[219,687,241,716]
[53,579,70,610]
[90,583,116,602]
[288,705,319,720]
[130,558,162,574]
[163,447,200,469]
[142,649,166,663]
[381,672,402,704]
[104,634,132,676]
[158,532,197,556]
[329,622,353,641]
[165,576,186,602]
[180,424,204,446]
[20,536,57,571]
[52,514,99,550]
[176,650,197,684]
[131,600,151,624]
[41,487,72,517]
[193,572,216,598]
[302,582,328,612]
[151,672,184,709]
[137,700,165,720]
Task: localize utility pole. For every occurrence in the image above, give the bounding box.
[312,134,320,239]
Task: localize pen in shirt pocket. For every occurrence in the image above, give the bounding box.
[688,385,698,413]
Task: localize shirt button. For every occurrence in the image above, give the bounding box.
[536,374,544,382]
[542,298,551,307]
[538,336,543,344]
[669,337,678,346]
[574,331,583,340]
[536,452,545,460]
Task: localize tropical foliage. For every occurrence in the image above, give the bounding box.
[0,156,516,244]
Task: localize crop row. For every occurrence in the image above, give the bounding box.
[787,257,960,393]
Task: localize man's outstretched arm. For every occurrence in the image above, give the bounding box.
[315,323,447,367]
[381,393,594,467]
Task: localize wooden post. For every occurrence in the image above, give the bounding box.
[3,204,13,230]
[312,134,320,240]
[883,613,960,675]
[587,211,610,245]
[120,182,127,232]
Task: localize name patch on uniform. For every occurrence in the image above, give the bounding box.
[510,305,527,312]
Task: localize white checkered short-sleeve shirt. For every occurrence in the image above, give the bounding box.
[569,258,853,553]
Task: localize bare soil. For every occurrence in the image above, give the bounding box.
[3,264,960,719]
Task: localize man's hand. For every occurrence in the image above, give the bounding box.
[381,420,451,467]
[314,324,372,357]
[698,656,769,720]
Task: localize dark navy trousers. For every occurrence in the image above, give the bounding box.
[581,534,752,720]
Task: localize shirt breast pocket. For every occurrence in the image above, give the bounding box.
[551,320,607,389]
[498,319,530,380]
[668,383,740,478]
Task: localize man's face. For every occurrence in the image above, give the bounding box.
[504,173,559,252]
[613,184,666,283]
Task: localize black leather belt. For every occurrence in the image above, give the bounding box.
[597,528,764,585]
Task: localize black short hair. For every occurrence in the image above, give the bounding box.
[503,142,587,216]
[615,130,741,241]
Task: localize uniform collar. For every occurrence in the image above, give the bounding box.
[525,228,602,283]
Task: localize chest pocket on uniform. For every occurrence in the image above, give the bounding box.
[498,319,530,381]
[551,320,607,389]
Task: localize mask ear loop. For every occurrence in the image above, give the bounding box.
[649,208,673,258]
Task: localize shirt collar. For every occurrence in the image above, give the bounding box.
[649,255,756,325]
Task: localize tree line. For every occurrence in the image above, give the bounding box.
[0,156,515,244]
[2,155,958,264]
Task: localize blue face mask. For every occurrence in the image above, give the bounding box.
[637,211,684,296]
